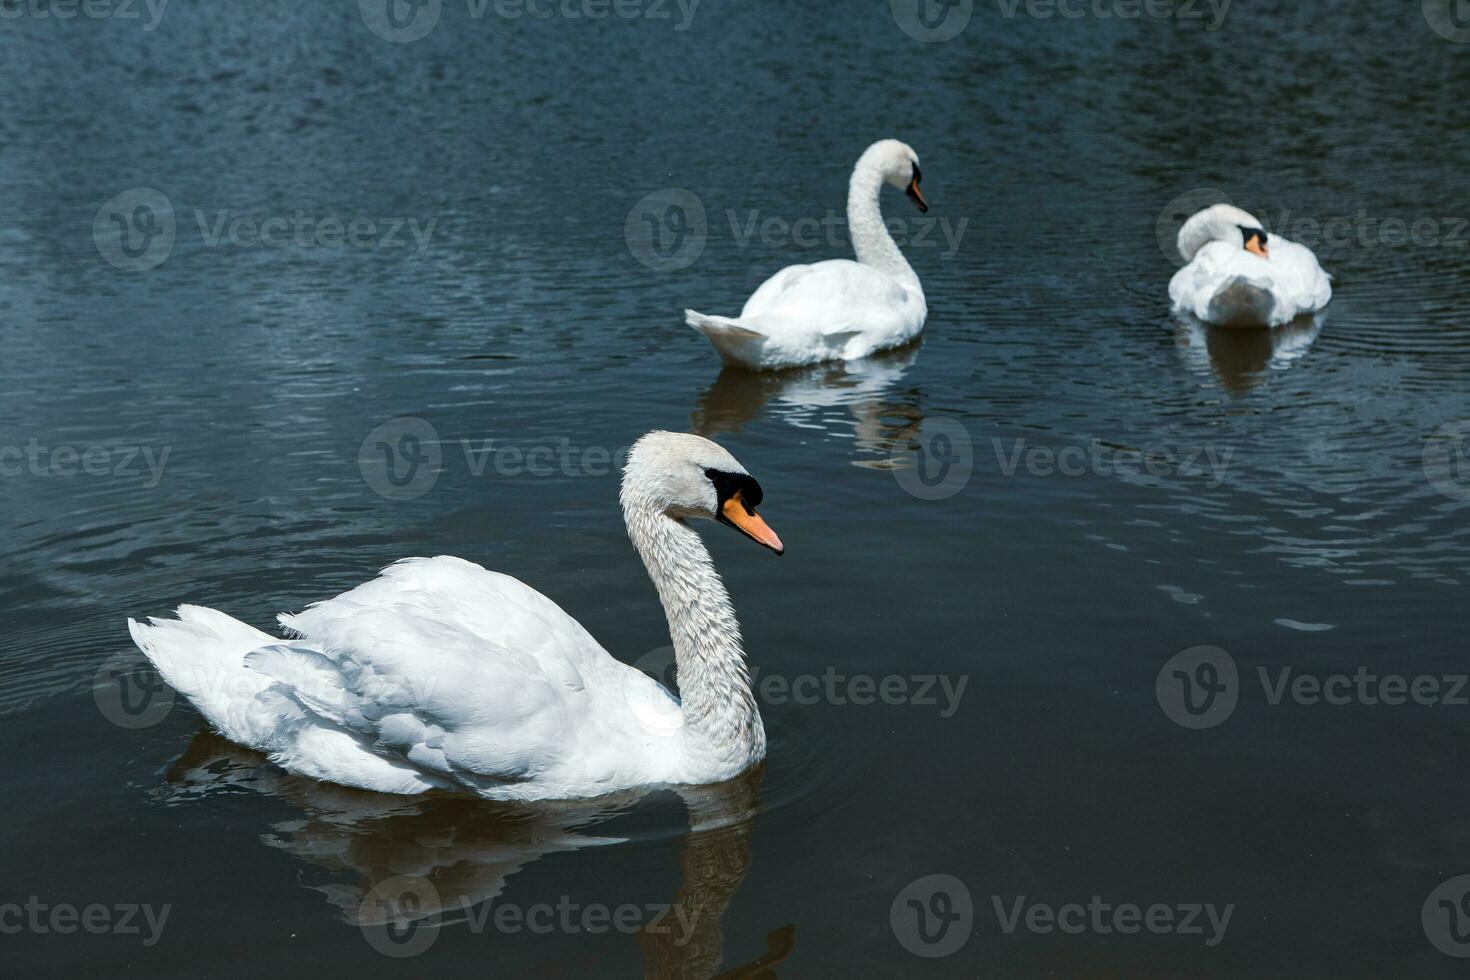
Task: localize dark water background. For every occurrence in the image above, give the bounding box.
[3,1,1470,975]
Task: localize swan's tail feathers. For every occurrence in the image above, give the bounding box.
[126,606,276,740]
[1205,276,1279,328]
[685,310,768,367]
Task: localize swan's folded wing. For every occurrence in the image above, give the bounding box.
[741,259,921,337]
[1170,240,1330,325]
[1269,238,1333,314]
[258,556,616,786]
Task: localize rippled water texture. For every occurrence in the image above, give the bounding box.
[2,1,1469,976]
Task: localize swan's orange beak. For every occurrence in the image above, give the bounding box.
[1245,237,1269,259]
[906,175,928,214]
[720,491,784,556]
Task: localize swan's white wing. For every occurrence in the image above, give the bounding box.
[741,259,922,338]
[258,556,677,796]
[689,259,925,369]
[130,556,684,799]
[1266,237,1333,316]
[1169,238,1331,327]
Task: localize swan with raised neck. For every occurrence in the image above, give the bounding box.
[620,431,783,779]
[126,430,786,800]
[685,137,930,369]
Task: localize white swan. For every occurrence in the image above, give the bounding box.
[127,431,784,801]
[1169,204,1332,327]
[686,138,929,369]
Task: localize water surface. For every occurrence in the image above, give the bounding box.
[3,2,1470,976]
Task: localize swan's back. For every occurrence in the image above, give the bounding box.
[688,260,925,368]
[1170,236,1331,327]
[131,556,687,799]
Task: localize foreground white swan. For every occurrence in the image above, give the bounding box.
[686,138,929,369]
[1169,204,1331,327]
[127,432,783,801]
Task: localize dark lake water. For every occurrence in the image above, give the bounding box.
[4,1,1470,976]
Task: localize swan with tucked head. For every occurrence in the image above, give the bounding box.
[127,431,783,800]
[1169,203,1332,328]
[686,138,930,369]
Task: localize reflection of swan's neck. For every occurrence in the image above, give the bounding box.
[848,157,921,293]
[623,500,764,771]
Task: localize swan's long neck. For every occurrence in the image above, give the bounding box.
[848,156,921,293]
[624,500,765,770]
[1178,204,1263,263]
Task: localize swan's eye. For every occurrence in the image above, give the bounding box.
[911,163,923,184]
[704,468,763,508]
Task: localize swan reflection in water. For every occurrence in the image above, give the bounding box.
[157,732,794,978]
[1173,312,1325,394]
[691,342,925,466]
